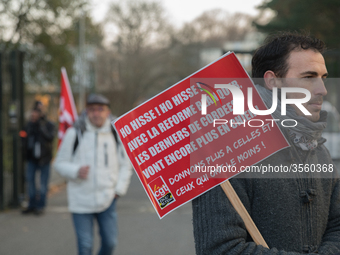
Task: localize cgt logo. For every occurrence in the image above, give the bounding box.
[153,184,169,198]
[199,82,312,116]
[148,176,175,209]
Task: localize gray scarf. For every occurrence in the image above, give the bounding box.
[255,84,327,150]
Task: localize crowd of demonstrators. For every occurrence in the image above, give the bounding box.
[54,94,132,255]
[192,33,340,254]
[21,101,55,215]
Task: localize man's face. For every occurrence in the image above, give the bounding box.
[86,104,110,128]
[279,49,328,122]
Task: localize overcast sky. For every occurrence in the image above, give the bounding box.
[91,0,265,26]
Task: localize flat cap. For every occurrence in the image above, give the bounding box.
[86,94,110,106]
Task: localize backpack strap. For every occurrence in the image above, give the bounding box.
[72,128,84,155]
[73,135,79,155]
[111,126,119,146]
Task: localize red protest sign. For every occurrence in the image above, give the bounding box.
[114,52,289,218]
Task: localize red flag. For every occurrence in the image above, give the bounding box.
[58,67,78,147]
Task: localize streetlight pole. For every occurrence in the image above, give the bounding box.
[78,13,85,110]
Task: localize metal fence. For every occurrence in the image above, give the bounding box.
[0,51,25,210]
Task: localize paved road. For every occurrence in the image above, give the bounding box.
[0,172,196,255]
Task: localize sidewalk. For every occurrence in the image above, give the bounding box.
[0,169,196,255]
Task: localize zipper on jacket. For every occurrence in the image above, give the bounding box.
[94,132,98,207]
[104,143,108,167]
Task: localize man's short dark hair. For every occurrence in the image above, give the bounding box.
[251,32,326,83]
[33,100,43,110]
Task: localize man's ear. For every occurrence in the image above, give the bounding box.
[263,71,281,90]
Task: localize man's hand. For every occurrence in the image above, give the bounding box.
[78,166,89,179]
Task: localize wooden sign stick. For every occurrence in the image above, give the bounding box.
[220,180,269,248]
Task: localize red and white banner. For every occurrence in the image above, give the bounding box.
[58,67,78,147]
[114,52,289,218]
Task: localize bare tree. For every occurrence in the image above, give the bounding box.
[103,0,174,114]
[176,10,254,47]
[101,3,255,115]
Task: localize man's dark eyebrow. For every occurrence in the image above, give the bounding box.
[300,71,328,77]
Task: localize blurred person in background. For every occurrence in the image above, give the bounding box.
[54,94,132,255]
[22,102,55,215]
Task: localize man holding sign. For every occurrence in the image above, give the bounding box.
[192,33,340,254]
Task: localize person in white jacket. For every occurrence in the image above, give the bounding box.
[54,94,132,255]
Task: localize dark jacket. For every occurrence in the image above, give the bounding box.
[24,116,55,165]
[192,134,340,254]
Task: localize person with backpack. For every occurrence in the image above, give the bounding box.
[54,94,132,255]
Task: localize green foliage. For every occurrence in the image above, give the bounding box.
[0,0,103,85]
[255,0,340,48]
